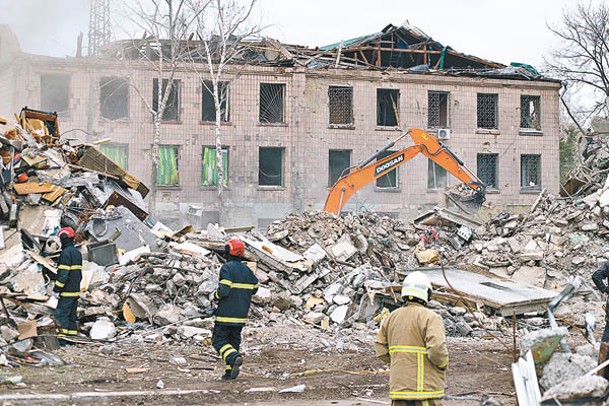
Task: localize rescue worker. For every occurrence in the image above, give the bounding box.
[212,238,259,380]
[375,271,448,406]
[53,227,82,343]
[592,260,609,342]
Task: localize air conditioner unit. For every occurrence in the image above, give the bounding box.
[437,128,451,140]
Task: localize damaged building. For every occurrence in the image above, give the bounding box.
[0,22,561,228]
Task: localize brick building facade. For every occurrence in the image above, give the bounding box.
[0,24,561,229]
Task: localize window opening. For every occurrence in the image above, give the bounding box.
[477,153,498,189]
[259,147,283,186]
[202,80,229,122]
[100,77,129,120]
[40,74,70,115]
[377,88,400,127]
[428,160,448,189]
[428,91,449,128]
[329,149,351,186]
[520,95,541,130]
[153,79,180,121]
[329,86,353,125]
[521,154,541,191]
[157,145,180,186]
[202,146,229,186]
[376,150,399,188]
[259,83,285,123]
[477,93,498,129]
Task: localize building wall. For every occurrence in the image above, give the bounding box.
[0,49,561,229]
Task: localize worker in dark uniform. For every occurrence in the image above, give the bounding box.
[53,227,82,344]
[592,261,609,342]
[212,238,259,380]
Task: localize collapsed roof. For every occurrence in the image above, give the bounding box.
[100,21,546,81]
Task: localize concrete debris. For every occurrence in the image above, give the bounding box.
[89,317,117,340]
[540,353,598,391]
[541,375,609,405]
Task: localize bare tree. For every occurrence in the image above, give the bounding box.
[186,0,263,219]
[120,0,199,215]
[546,2,609,129]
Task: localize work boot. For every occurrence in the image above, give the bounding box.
[221,371,232,380]
[229,355,243,379]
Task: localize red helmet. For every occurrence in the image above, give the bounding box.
[225,238,245,257]
[57,227,75,239]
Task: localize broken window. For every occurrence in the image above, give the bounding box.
[520,95,541,130]
[259,83,285,123]
[202,146,228,187]
[152,79,180,121]
[521,154,541,191]
[259,147,283,186]
[477,93,498,129]
[157,144,180,186]
[477,153,498,189]
[376,150,399,189]
[100,77,129,120]
[328,86,353,126]
[100,143,128,170]
[202,80,229,122]
[427,160,448,189]
[377,89,399,127]
[40,74,70,115]
[328,149,351,187]
[428,91,449,128]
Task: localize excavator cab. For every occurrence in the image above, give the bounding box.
[323,128,486,216]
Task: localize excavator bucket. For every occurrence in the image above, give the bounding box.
[447,183,486,214]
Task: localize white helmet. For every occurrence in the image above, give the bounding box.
[401,271,432,304]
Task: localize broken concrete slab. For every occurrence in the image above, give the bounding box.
[520,327,569,364]
[541,375,608,405]
[540,352,598,391]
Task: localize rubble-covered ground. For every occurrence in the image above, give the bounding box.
[3,110,609,404]
[0,325,516,406]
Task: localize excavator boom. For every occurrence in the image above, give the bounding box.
[323,128,486,215]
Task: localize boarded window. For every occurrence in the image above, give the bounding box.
[100,77,129,120]
[376,150,398,189]
[40,74,70,115]
[328,149,351,187]
[477,93,498,129]
[520,95,541,130]
[377,89,399,127]
[521,154,541,191]
[100,143,128,170]
[428,91,449,128]
[152,79,180,121]
[157,145,180,186]
[477,153,498,189]
[259,83,285,123]
[428,160,448,189]
[202,146,228,186]
[328,86,353,125]
[202,80,229,122]
[259,147,283,186]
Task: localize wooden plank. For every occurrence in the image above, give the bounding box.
[13,182,55,195]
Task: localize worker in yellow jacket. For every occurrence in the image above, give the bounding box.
[375,271,449,406]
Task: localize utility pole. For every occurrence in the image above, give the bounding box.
[88,0,111,56]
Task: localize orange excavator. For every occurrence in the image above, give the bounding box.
[323,128,486,215]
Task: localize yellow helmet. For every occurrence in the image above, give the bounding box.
[401,271,432,304]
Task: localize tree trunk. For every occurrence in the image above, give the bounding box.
[149,117,161,216]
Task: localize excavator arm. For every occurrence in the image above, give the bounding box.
[323,128,486,215]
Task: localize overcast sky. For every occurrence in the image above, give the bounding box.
[0,0,593,70]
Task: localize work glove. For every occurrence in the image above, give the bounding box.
[52,292,60,300]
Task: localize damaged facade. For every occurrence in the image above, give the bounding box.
[0,22,561,228]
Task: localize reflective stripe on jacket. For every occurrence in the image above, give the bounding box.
[53,241,82,297]
[375,302,448,401]
[215,258,259,326]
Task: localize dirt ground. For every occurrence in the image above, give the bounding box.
[0,324,516,406]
